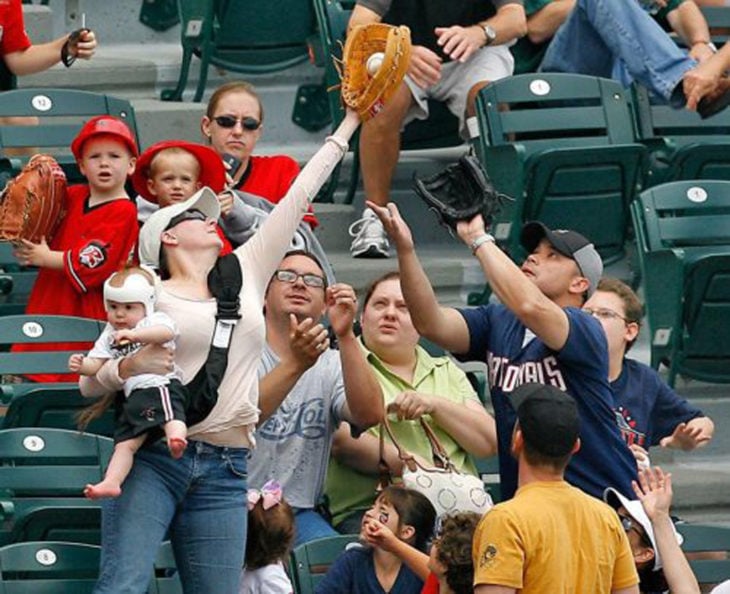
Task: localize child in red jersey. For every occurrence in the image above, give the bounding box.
[12,115,140,382]
[132,140,233,256]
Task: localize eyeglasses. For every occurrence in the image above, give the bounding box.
[165,208,208,231]
[619,514,652,547]
[273,269,325,288]
[583,307,630,323]
[213,115,261,131]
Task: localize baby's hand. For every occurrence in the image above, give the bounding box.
[112,329,136,346]
[217,191,234,218]
[68,353,84,372]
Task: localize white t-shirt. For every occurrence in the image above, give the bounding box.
[88,312,180,397]
[239,562,293,594]
[711,580,730,594]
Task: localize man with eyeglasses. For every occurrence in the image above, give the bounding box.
[473,383,640,594]
[247,250,384,546]
[584,277,714,464]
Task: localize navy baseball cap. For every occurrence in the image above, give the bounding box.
[520,221,603,297]
[511,383,580,457]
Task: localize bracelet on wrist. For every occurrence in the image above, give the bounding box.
[470,233,495,255]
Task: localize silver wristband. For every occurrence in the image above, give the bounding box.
[470,233,495,255]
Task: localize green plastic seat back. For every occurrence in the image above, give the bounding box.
[2,385,115,437]
[0,428,113,497]
[0,88,139,184]
[632,84,730,185]
[289,535,359,594]
[476,73,646,262]
[637,180,730,253]
[0,314,105,387]
[632,180,730,383]
[0,244,36,317]
[700,5,730,46]
[678,523,730,586]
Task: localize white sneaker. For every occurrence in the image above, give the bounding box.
[349,208,390,258]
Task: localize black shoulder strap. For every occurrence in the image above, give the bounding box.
[185,253,244,426]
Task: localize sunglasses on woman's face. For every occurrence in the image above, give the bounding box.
[213,115,261,131]
[165,208,208,231]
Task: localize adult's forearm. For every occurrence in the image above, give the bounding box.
[430,400,497,458]
[257,360,306,424]
[4,37,67,76]
[339,333,384,428]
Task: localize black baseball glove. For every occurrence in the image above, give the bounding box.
[413,155,511,234]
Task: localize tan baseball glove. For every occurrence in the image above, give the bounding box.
[0,154,67,244]
[340,23,412,120]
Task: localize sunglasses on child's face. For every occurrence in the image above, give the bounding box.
[213,115,261,131]
[165,208,208,231]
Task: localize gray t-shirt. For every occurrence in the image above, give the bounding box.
[248,345,347,509]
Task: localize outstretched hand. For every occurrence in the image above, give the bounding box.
[455,214,487,247]
[326,283,358,338]
[361,511,399,552]
[659,421,711,450]
[632,466,672,522]
[365,201,414,253]
[287,314,330,371]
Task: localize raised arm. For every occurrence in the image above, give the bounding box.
[329,284,384,428]
[456,215,571,350]
[632,467,700,594]
[4,30,96,76]
[367,202,471,353]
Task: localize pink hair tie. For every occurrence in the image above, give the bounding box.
[247,479,283,511]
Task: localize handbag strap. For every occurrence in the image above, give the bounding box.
[417,417,458,472]
[378,415,419,489]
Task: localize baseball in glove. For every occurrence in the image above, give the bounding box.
[339,23,411,120]
[413,155,512,234]
[0,154,67,244]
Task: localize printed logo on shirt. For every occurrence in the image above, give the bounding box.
[615,406,646,447]
[478,544,498,569]
[140,406,157,422]
[78,241,108,269]
[487,351,567,393]
[258,398,327,440]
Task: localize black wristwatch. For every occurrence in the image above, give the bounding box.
[482,24,497,46]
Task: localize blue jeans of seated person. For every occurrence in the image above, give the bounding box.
[540,0,696,106]
[294,508,338,546]
[94,440,249,594]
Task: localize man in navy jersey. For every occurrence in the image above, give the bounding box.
[367,201,637,500]
[583,277,714,462]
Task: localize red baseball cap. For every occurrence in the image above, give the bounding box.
[132,140,226,204]
[71,115,139,161]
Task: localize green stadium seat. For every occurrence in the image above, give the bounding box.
[161,0,315,102]
[0,88,139,185]
[312,0,463,204]
[471,454,501,503]
[677,523,730,587]
[632,84,730,187]
[0,314,105,398]
[630,179,730,386]
[0,540,182,593]
[475,73,648,266]
[289,534,359,594]
[2,385,114,437]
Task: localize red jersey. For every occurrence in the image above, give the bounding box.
[0,0,32,55]
[421,573,439,594]
[15,185,139,382]
[234,154,318,228]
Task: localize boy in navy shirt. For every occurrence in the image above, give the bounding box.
[583,277,714,462]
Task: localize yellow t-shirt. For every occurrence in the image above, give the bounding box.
[473,481,639,593]
[326,343,481,526]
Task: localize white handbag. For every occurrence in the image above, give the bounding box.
[379,415,494,517]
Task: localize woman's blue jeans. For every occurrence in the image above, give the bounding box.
[93,440,249,594]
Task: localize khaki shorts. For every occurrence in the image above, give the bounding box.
[404,44,514,136]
